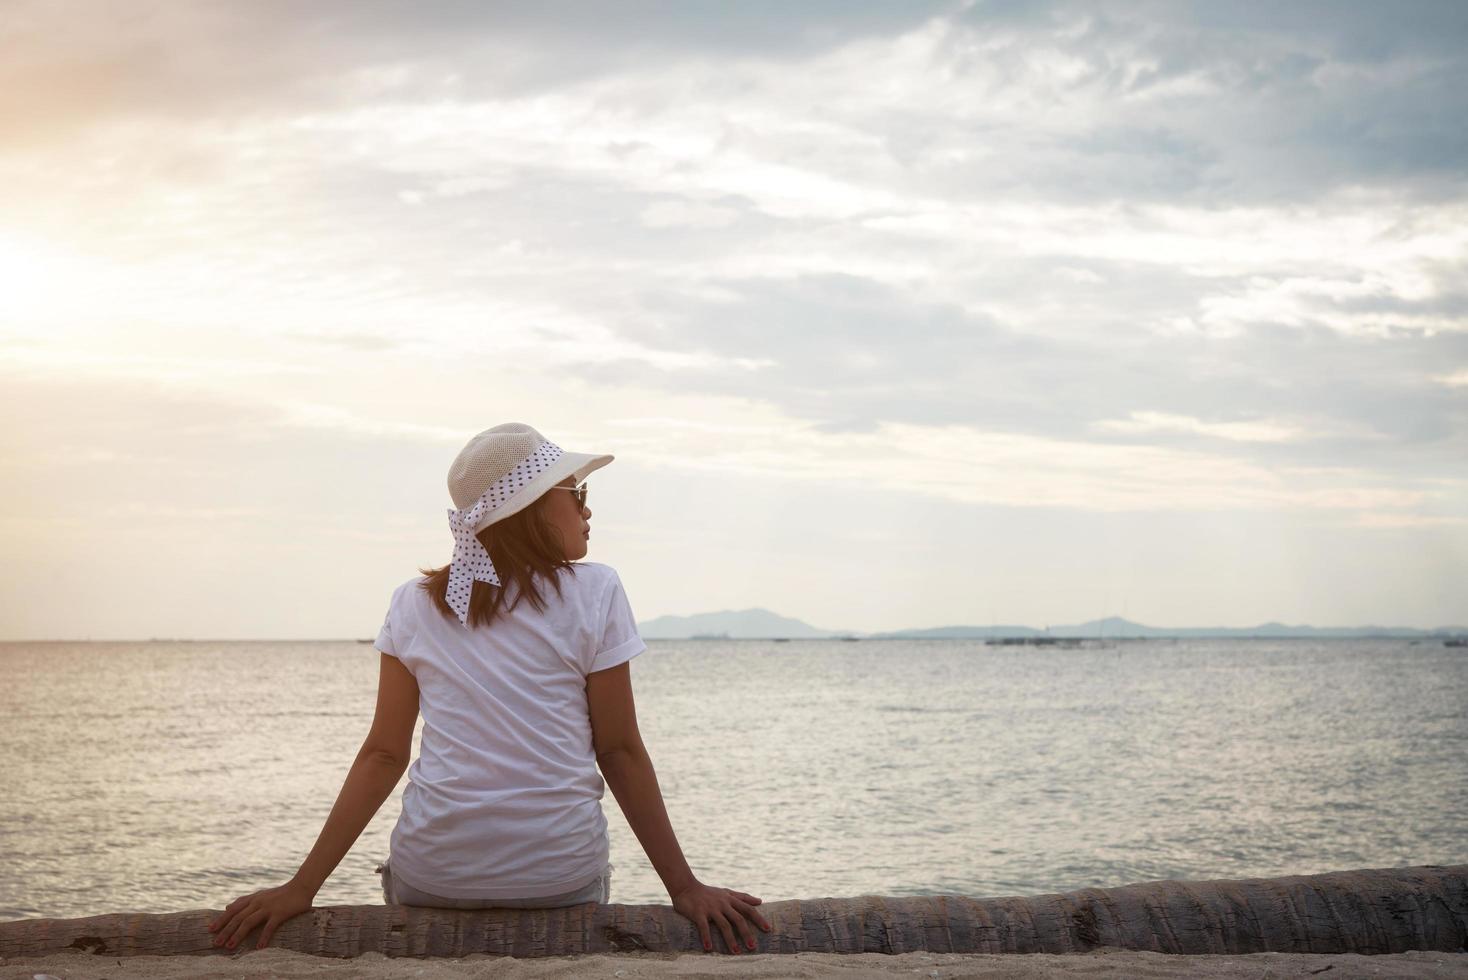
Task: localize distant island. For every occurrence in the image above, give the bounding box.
[636,609,1468,641]
[639,608,837,640]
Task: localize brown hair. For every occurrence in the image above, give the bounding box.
[416,494,579,629]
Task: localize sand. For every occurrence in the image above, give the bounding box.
[3,948,1466,979]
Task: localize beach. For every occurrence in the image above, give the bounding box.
[5,948,1468,978]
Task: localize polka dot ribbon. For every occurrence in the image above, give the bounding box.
[445,441,565,626]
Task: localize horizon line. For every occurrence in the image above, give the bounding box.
[5,625,1467,643]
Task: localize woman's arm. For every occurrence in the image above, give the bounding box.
[208,653,419,949]
[290,749,408,892]
[587,661,770,955]
[594,726,696,897]
[209,749,406,950]
[293,653,419,891]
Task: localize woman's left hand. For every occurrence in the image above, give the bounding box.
[671,880,772,954]
[207,880,316,950]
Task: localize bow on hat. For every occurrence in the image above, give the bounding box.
[445,503,502,627]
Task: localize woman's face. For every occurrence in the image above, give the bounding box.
[539,475,592,560]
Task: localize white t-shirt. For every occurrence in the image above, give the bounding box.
[373,561,646,898]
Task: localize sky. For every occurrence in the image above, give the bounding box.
[2,0,1466,639]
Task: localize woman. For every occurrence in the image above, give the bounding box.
[207,422,770,955]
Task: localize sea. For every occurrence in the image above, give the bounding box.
[2,637,1464,921]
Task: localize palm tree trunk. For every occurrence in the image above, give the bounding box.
[1,864,1463,959]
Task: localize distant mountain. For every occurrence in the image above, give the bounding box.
[637,608,844,639]
[638,609,1467,640]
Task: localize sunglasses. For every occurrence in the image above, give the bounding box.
[551,481,589,508]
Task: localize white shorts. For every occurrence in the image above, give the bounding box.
[377,857,613,908]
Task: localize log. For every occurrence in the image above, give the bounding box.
[1,864,1464,960]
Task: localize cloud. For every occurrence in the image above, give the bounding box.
[4,3,1463,488]
[1349,511,1468,529]
[940,0,1468,202]
[5,0,1466,208]
[639,199,742,230]
[601,413,1466,519]
[1091,412,1306,443]
[2,0,1465,634]
[0,0,953,145]
[561,272,1468,477]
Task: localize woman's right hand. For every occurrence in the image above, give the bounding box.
[207,879,317,950]
[670,880,772,954]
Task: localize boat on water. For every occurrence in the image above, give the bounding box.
[1446,639,1467,647]
[984,636,1085,647]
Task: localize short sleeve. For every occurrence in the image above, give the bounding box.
[589,570,646,674]
[375,599,397,657]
